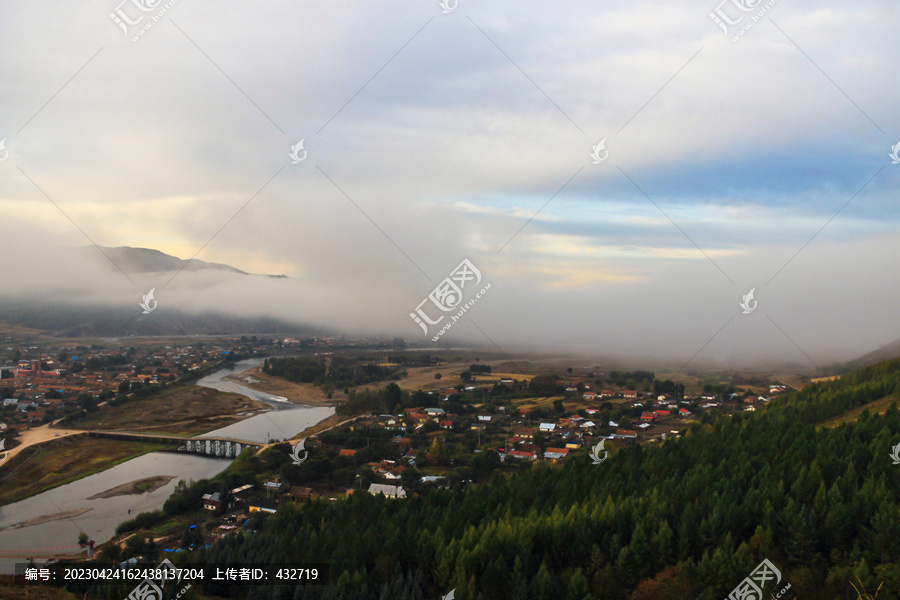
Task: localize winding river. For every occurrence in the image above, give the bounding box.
[0,358,334,573]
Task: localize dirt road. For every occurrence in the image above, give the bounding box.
[1,423,81,466]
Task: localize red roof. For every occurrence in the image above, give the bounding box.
[640,412,656,420]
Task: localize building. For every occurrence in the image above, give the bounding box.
[544,448,568,462]
[289,487,320,502]
[614,429,637,439]
[202,492,222,512]
[367,483,406,499]
[248,498,278,514]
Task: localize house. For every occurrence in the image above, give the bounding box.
[202,492,222,512]
[583,392,597,401]
[248,498,278,514]
[425,407,445,416]
[499,378,514,384]
[264,481,283,492]
[477,415,492,422]
[231,484,253,500]
[544,448,568,462]
[565,439,582,449]
[600,389,615,398]
[470,423,486,431]
[614,429,637,439]
[507,450,537,460]
[744,395,758,404]
[539,423,556,432]
[655,410,670,417]
[580,420,595,429]
[514,428,534,439]
[679,408,692,417]
[439,419,454,429]
[640,412,657,422]
[339,448,358,457]
[623,390,638,399]
[367,483,406,499]
[289,487,319,502]
[657,394,673,403]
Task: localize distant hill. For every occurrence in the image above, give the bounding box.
[845,337,900,370]
[79,245,287,278]
[0,300,323,338]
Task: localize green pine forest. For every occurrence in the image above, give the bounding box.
[191,358,900,599]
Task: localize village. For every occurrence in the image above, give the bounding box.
[181,364,793,548]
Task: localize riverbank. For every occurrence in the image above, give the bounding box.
[0,508,92,532]
[66,385,270,435]
[87,475,177,499]
[222,366,340,407]
[0,437,169,506]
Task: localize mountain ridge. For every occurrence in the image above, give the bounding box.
[80,245,288,278]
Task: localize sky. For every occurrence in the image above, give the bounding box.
[0,0,898,370]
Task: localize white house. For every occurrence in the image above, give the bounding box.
[367,483,406,499]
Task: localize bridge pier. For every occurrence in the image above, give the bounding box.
[87,430,258,458]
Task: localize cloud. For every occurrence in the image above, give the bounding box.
[0,0,897,368]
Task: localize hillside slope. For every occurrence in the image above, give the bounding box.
[187,359,900,599]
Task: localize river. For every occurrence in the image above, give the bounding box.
[195,358,334,444]
[0,358,334,573]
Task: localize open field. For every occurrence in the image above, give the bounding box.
[223,366,338,406]
[819,395,898,429]
[513,396,566,412]
[70,385,268,435]
[0,436,168,506]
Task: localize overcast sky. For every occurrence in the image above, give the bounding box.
[0,0,898,370]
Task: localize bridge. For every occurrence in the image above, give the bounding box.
[87,430,260,458]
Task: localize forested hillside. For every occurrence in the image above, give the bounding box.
[198,359,900,599]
